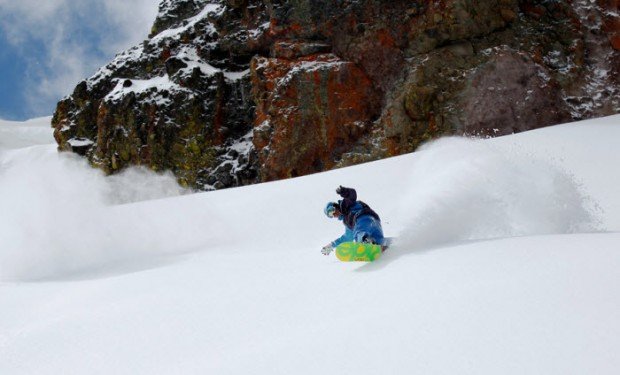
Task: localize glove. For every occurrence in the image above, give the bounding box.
[321,244,334,256]
[336,186,356,201]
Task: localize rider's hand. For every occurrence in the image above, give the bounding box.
[321,244,334,256]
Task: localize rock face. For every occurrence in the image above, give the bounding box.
[459,49,570,136]
[53,0,269,189]
[251,53,381,180]
[53,0,620,189]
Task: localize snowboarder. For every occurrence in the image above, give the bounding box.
[321,186,385,256]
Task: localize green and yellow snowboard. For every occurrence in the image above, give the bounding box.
[335,241,383,262]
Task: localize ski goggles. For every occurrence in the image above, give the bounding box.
[326,205,337,218]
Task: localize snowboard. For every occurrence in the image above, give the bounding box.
[335,241,383,262]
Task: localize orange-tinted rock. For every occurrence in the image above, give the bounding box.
[611,34,620,50]
[599,0,620,50]
[251,54,381,181]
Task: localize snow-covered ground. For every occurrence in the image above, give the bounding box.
[1,115,619,374]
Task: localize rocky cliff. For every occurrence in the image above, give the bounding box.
[52,0,620,189]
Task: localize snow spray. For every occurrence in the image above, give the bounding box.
[0,145,191,281]
[395,137,601,250]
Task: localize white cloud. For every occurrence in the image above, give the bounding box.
[0,0,160,118]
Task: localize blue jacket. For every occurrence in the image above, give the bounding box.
[331,188,384,246]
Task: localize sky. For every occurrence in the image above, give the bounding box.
[0,0,160,121]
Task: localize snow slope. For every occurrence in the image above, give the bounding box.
[1,115,620,374]
[0,117,55,150]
